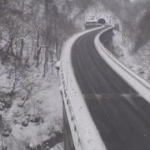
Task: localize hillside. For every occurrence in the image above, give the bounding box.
[1,0,150,150]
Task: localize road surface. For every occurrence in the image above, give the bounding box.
[71,27,150,150]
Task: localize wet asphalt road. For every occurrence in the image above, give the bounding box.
[71,27,150,150]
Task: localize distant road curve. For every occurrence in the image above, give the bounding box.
[71,27,150,150]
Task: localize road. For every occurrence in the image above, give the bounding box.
[71,27,150,150]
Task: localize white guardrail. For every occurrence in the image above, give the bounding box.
[60,26,107,150]
[95,26,150,103]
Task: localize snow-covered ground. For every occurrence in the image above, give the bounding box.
[112,30,150,83]
[0,59,63,150]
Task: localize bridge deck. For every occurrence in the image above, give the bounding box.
[71,29,150,150]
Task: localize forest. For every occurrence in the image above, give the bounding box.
[0,0,150,150]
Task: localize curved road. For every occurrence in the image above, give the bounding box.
[71,27,150,150]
